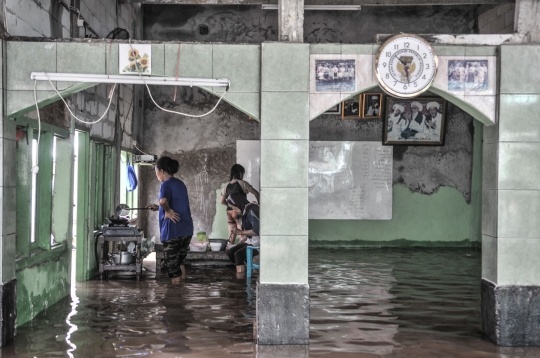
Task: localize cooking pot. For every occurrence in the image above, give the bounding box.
[208,239,227,251]
[106,215,129,225]
[112,251,133,265]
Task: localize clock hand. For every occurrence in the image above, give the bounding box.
[404,66,410,84]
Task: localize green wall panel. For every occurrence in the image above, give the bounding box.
[309,185,474,247]
[16,250,71,326]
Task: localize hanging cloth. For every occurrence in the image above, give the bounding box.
[127,161,138,192]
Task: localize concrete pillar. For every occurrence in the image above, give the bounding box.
[0,38,17,346]
[481,44,540,346]
[278,0,304,42]
[257,42,310,344]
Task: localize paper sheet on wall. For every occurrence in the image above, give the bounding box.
[309,141,392,220]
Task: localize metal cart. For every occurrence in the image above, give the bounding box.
[98,225,144,281]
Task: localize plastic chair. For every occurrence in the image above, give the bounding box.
[246,246,260,278]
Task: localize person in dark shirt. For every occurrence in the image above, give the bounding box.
[220,164,259,244]
[147,156,194,284]
[225,193,260,273]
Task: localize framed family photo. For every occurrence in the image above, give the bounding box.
[342,95,361,118]
[315,59,356,92]
[383,97,447,146]
[362,93,383,119]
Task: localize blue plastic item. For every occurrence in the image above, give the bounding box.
[127,161,138,192]
[246,246,260,278]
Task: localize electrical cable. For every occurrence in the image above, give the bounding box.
[32,80,41,174]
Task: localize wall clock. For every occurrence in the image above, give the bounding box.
[374,34,438,98]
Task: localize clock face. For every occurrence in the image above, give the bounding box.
[375,34,438,98]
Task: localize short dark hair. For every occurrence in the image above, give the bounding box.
[156,156,179,175]
[230,164,245,181]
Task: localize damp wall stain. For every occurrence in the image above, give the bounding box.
[140,86,260,240]
[143,5,477,43]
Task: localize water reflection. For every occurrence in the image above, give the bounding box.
[7,249,540,357]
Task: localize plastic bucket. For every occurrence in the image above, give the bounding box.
[196,231,207,242]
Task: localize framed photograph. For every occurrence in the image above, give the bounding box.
[325,103,341,115]
[383,97,447,146]
[119,44,152,75]
[448,60,488,91]
[342,95,361,118]
[315,59,356,92]
[362,93,383,119]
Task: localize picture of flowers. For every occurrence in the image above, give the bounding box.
[119,44,152,75]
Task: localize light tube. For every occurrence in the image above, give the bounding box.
[30,72,231,88]
[261,4,361,10]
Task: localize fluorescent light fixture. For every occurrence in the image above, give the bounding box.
[30,72,230,88]
[261,4,361,10]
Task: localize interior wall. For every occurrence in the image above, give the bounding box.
[143,4,479,43]
[139,86,260,241]
[309,99,482,246]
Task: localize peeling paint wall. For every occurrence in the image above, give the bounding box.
[140,86,260,240]
[143,4,479,43]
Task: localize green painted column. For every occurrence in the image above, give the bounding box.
[0,38,17,345]
[258,42,310,345]
[481,44,540,346]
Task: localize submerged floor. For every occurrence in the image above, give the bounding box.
[4,249,540,357]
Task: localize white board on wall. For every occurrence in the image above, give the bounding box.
[309,141,392,220]
[236,140,260,203]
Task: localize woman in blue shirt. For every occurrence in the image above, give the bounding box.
[147,156,194,284]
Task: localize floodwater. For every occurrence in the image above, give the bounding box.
[4,249,540,357]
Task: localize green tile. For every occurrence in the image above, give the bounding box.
[2,187,15,236]
[1,119,16,141]
[498,238,540,285]
[432,45,466,56]
[7,90,57,118]
[482,189,498,238]
[482,235,497,283]
[498,190,540,238]
[500,45,540,94]
[57,42,106,90]
[261,140,308,188]
[221,92,260,119]
[260,236,308,284]
[260,188,308,236]
[151,44,165,76]
[499,143,540,190]
[483,143,498,190]
[104,42,118,76]
[2,139,15,187]
[261,92,309,140]
[213,44,260,93]
[483,121,499,144]
[466,46,497,57]
[165,44,212,79]
[262,43,309,91]
[341,44,373,55]
[2,234,16,282]
[7,42,57,91]
[500,94,540,142]
[310,44,341,54]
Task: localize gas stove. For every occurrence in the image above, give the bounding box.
[101,224,142,237]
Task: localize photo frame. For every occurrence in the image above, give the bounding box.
[342,95,361,119]
[324,103,342,115]
[383,97,447,146]
[362,93,383,119]
[315,59,356,92]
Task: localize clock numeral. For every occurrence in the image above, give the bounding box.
[383,62,387,68]
[414,82,418,87]
[403,85,408,90]
[394,44,399,50]
[417,45,420,50]
[385,73,389,79]
[426,64,430,69]
[423,53,427,59]
[394,80,397,86]
[404,42,410,48]
[386,52,391,58]
[422,75,426,79]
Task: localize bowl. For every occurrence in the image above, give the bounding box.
[209,242,222,252]
[189,242,208,252]
[208,238,227,251]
